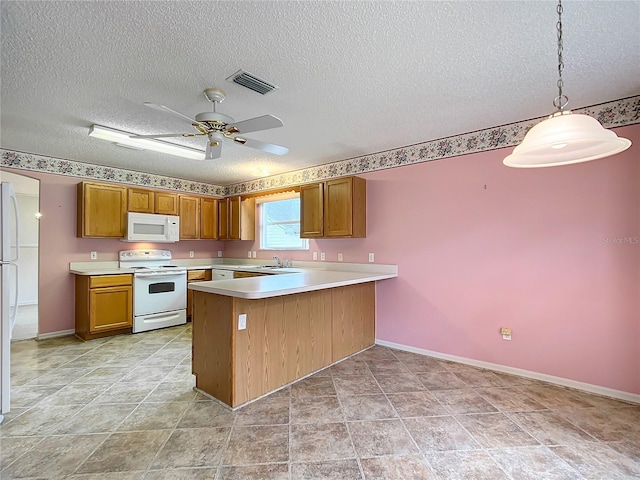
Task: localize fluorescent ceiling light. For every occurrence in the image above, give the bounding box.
[89,125,205,160]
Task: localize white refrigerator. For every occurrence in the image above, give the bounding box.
[0,182,19,423]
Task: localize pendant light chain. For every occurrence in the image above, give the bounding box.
[554,0,569,110]
[503,0,632,167]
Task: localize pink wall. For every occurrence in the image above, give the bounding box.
[226,124,640,395]
[2,168,224,335]
[4,123,639,394]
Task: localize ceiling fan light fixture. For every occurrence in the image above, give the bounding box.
[89,125,205,160]
[504,0,631,168]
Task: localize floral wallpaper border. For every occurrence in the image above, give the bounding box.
[2,96,638,197]
[227,95,640,195]
[0,150,226,197]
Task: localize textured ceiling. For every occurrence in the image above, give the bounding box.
[1,1,639,186]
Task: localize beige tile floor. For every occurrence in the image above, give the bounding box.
[1,323,639,479]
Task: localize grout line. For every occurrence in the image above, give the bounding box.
[331,369,366,480]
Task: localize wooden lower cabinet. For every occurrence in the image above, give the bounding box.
[331,283,376,361]
[192,282,375,407]
[75,274,133,340]
[187,269,212,319]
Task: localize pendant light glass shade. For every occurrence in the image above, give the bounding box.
[504,110,632,168]
[504,0,632,168]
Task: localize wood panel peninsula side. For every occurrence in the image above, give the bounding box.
[189,268,396,408]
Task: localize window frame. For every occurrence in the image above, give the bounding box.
[257,193,309,251]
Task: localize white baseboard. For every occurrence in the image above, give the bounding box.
[36,329,75,340]
[376,339,640,405]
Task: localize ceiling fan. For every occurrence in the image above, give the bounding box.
[131,88,288,160]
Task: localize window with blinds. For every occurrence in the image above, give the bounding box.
[258,193,309,250]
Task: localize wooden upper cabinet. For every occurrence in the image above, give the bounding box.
[179,195,200,239]
[228,196,241,240]
[128,188,155,213]
[218,196,255,241]
[300,183,324,238]
[300,176,366,238]
[77,182,127,238]
[128,188,178,215]
[200,197,218,240]
[218,198,230,240]
[155,191,179,215]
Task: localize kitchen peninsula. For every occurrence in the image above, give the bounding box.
[188,265,397,408]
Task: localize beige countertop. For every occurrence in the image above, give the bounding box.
[68,262,285,276]
[188,268,397,299]
[70,259,398,299]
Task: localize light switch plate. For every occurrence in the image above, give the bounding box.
[368,252,375,263]
[338,253,343,262]
[248,251,252,258]
[313,252,318,260]
[321,252,326,261]
[189,251,194,258]
[90,251,97,260]
[252,251,257,258]
[217,251,223,257]
[238,314,247,330]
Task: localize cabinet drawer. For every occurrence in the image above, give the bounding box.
[188,269,212,281]
[89,274,133,288]
[234,271,267,279]
[212,270,234,280]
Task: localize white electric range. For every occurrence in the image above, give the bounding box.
[119,250,187,333]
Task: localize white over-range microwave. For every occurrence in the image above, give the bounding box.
[124,212,180,243]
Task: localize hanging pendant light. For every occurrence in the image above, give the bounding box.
[504,0,631,168]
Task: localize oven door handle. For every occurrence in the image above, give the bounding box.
[135,271,186,278]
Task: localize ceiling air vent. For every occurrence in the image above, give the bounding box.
[226,70,278,95]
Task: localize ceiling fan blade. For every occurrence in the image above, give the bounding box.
[225,114,284,135]
[234,137,289,156]
[143,102,209,129]
[205,141,222,160]
[129,132,201,139]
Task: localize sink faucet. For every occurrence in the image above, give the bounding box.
[273,255,282,267]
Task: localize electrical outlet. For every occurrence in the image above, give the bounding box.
[252,251,257,258]
[368,252,375,263]
[189,251,194,258]
[217,251,223,257]
[313,252,318,260]
[238,314,247,330]
[248,251,252,258]
[500,327,512,341]
[338,253,343,262]
[320,252,326,261]
[90,251,97,260]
